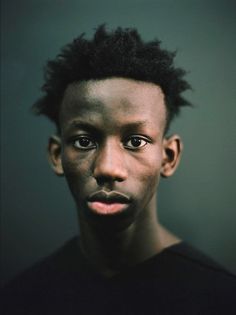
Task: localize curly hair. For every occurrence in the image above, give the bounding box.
[32,24,191,132]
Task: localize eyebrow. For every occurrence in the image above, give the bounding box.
[67,119,149,132]
[66,121,100,134]
[120,121,149,133]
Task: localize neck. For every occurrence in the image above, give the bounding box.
[78,199,180,277]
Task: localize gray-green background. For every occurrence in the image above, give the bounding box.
[1,0,236,285]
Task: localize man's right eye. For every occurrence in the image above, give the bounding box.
[73,136,96,150]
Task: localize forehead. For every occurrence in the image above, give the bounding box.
[59,78,166,131]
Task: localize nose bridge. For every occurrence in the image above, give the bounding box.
[93,137,127,181]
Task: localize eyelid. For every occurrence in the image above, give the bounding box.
[123,135,152,149]
[124,134,152,142]
[72,134,97,150]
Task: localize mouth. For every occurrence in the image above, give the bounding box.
[87,190,131,215]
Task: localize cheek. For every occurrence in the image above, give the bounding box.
[62,149,91,176]
[132,153,163,195]
[61,151,92,194]
[140,169,161,196]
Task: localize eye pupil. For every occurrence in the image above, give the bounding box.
[79,137,90,147]
[131,137,142,147]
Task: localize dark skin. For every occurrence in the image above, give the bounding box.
[48,78,183,276]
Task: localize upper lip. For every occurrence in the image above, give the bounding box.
[87,190,131,204]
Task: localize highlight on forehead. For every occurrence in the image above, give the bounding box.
[86,78,165,101]
[62,78,166,112]
[59,78,168,134]
[64,78,164,99]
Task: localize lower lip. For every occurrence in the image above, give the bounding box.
[87,201,129,215]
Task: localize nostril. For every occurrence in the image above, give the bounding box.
[94,174,125,185]
[95,176,110,186]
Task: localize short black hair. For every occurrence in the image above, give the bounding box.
[32,24,191,132]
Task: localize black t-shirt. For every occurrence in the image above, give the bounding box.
[1,236,236,314]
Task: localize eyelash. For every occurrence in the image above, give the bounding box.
[123,136,150,150]
[73,136,96,150]
[72,135,151,150]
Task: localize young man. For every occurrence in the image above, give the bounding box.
[2,25,236,314]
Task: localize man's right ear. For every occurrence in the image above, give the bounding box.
[48,135,64,176]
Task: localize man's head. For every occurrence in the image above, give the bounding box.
[34,25,191,229]
[32,24,191,134]
[47,77,183,229]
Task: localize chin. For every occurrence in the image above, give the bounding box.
[78,203,139,233]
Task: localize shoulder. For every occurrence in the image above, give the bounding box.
[1,237,84,308]
[0,237,84,314]
[151,242,236,287]
[138,242,236,314]
[164,241,236,279]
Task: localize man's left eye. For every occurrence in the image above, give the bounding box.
[124,137,149,149]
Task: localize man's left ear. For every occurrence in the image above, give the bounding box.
[161,135,183,178]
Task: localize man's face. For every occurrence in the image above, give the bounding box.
[50,78,180,228]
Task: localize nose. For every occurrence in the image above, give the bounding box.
[93,140,128,184]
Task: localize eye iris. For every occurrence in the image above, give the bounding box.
[79,137,90,147]
[131,137,142,147]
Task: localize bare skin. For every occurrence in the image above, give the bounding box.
[48,78,182,277]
